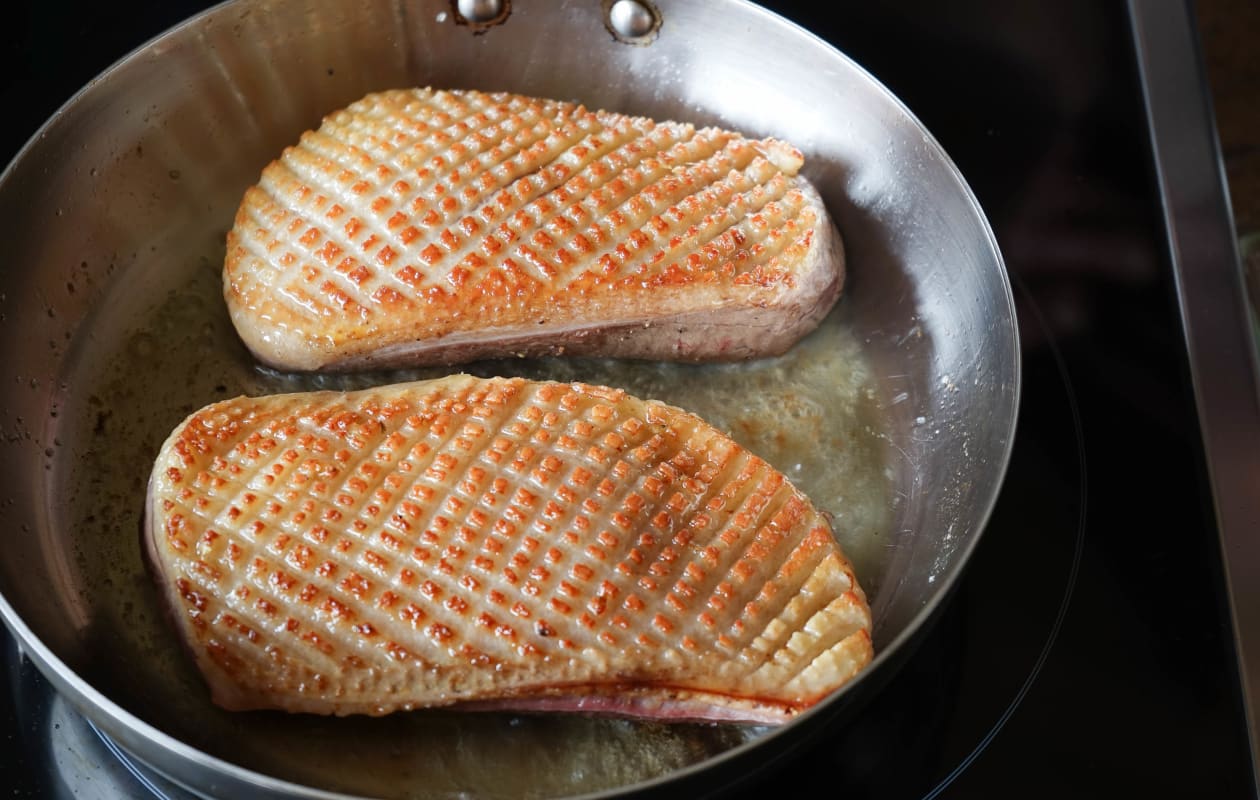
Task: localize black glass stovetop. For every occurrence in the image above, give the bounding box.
[1,2,1254,798]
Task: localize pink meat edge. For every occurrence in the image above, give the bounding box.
[450,692,796,726]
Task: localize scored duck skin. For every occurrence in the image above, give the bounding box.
[224,88,844,372]
[146,376,872,723]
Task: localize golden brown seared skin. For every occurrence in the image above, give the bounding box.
[146,376,872,723]
[224,88,844,372]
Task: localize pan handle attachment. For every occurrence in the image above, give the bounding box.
[449,0,659,44]
[603,0,661,44]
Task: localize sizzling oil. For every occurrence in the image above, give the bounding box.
[50,245,891,799]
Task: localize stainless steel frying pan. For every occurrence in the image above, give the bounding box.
[0,0,1019,797]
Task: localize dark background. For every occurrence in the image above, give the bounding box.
[1,2,1255,798]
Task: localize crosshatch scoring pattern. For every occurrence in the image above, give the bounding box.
[150,376,871,720]
[225,88,820,361]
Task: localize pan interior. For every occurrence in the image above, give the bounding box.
[51,252,890,798]
[0,0,1015,797]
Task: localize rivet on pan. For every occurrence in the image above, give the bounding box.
[451,0,510,30]
[604,0,660,44]
[457,0,502,23]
